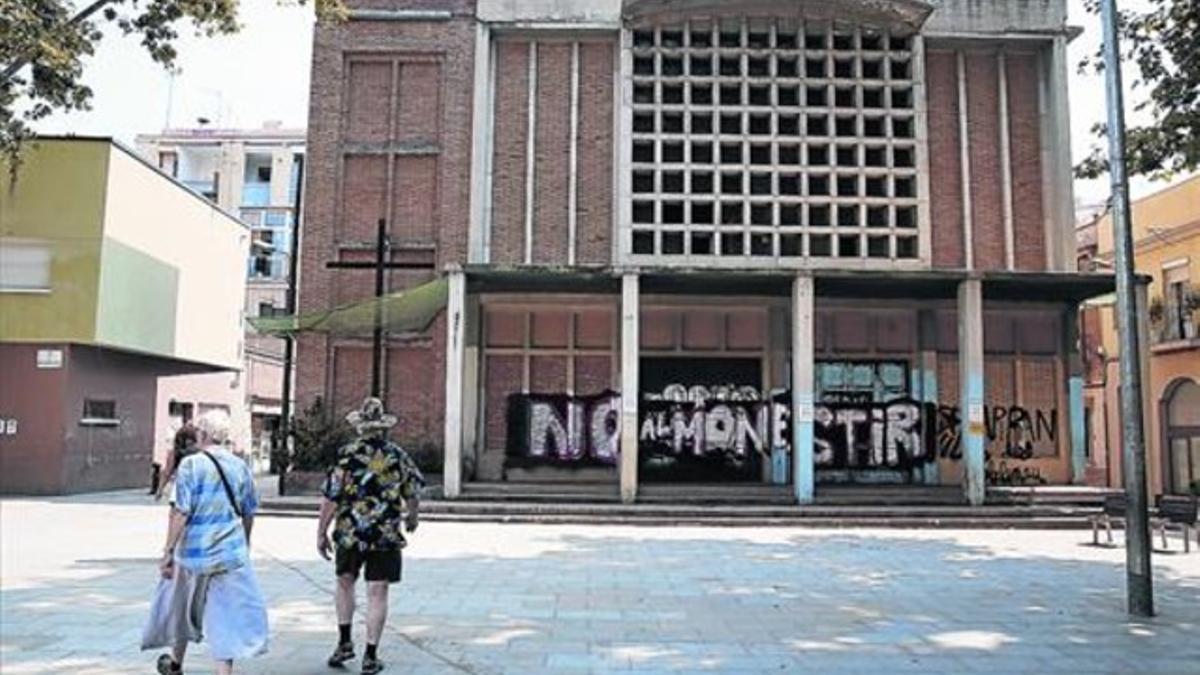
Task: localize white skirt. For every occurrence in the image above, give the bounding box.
[142,563,269,661]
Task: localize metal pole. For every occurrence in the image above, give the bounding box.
[277,153,304,497]
[371,218,387,398]
[1099,0,1153,617]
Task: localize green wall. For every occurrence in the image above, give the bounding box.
[0,140,109,342]
[94,238,179,355]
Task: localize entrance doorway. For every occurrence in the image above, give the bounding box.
[639,357,765,482]
[1163,378,1200,495]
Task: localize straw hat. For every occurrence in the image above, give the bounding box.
[346,397,397,431]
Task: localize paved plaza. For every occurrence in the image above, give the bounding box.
[1,491,1198,674]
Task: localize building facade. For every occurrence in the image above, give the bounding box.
[299,0,1114,503]
[0,138,247,493]
[1078,174,1200,497]
[137,124,305,468]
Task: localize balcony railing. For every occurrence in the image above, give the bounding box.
[182,179,217,202]
[1152,305,1200,348]
[242,182,271,207]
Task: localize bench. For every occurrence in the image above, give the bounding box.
[1089,494,1127,546]
[1152,495,1199,553]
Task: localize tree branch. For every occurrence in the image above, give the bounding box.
[0,0,116,82]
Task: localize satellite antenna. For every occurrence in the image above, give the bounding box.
[164,71,175,130]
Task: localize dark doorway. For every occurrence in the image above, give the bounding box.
[639,357,764,482]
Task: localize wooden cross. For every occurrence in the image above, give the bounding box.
[324,218,434,397]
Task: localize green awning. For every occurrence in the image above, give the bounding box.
[250,278,448,337]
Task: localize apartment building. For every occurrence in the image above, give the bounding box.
[137,123,305,466]
[1079,174,1200,497]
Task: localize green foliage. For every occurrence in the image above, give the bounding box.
[289,396,352,472]
[1076,0,1200,180]
[0,0,345,176]
[1190,479,1200,497]
[400,438,443,475]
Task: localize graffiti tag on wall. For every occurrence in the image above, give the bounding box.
[933,404,1058,460]
[505,389,1058,482]
[505,391,620,466]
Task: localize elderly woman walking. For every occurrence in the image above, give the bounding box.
[142,409,269,674]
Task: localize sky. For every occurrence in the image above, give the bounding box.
[35,0,1182,208]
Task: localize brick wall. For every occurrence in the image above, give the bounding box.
[490,38,616,266]
[577,41,615,265]
[490,41,530,264]
[533,44,573,264]
[924,46,1050,272]
[965,51,1006,270]
[1006,52,1047,271]
[297,6,475,448]
[925,50,965,268]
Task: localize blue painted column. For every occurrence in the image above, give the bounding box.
[1064,306,1088,484]
[958,279,986,505]
[791,274,815,504]
[917,310,941,485]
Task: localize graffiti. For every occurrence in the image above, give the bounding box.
[504,388,1060,480]
[639,385,772,466]
[986,459,1047,486]
[935,404,1057,460]
[505,391,620,466]
[814,399,927,469]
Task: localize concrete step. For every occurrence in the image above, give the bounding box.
[258,497,1102,529]
[259,508,1096,529]
[986,486,1123,506]
[459,483,1121,507]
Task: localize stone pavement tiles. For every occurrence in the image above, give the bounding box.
[1,491,1198,674]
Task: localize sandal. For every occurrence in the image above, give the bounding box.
[156,654,182,674]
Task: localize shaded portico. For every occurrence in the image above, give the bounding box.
[442,265,1118,505]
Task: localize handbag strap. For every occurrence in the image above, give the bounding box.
[201,450,243,518]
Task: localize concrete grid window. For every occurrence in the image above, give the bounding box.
[629,18,921,262]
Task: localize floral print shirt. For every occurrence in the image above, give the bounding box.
[322,436,425,552]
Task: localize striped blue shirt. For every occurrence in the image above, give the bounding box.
[172,447,259,574]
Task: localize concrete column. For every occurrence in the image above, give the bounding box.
[1134,279,1158,496]
[462,294,481,481]
[269,146,292,207]
[619,273,640,503]
[997,52,1015,271]
[442,269,466,498]
[917,309,940,485]
[218,141,245,212]
[1064,305,1087,484]
[958,279,986,505]
[1049,36,1077,272]
[523,42,538,265]
[468,22,494,264]
[791,274,815,504]
[956,51,975,270]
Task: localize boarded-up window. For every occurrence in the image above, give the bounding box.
[396,62,441,143]
[341,156,388,242]
[392,155,437,243]
[346,61,392,143]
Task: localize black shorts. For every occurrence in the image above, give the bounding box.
[335,547,402,583]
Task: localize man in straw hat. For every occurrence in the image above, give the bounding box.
[317,397,424,674]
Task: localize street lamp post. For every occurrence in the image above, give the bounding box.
[1098,0,1154,617]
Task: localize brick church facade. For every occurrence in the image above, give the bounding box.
[298,0,1117,503]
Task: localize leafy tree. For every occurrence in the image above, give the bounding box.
[0,0,343,172]
[1076,0,1200,179]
